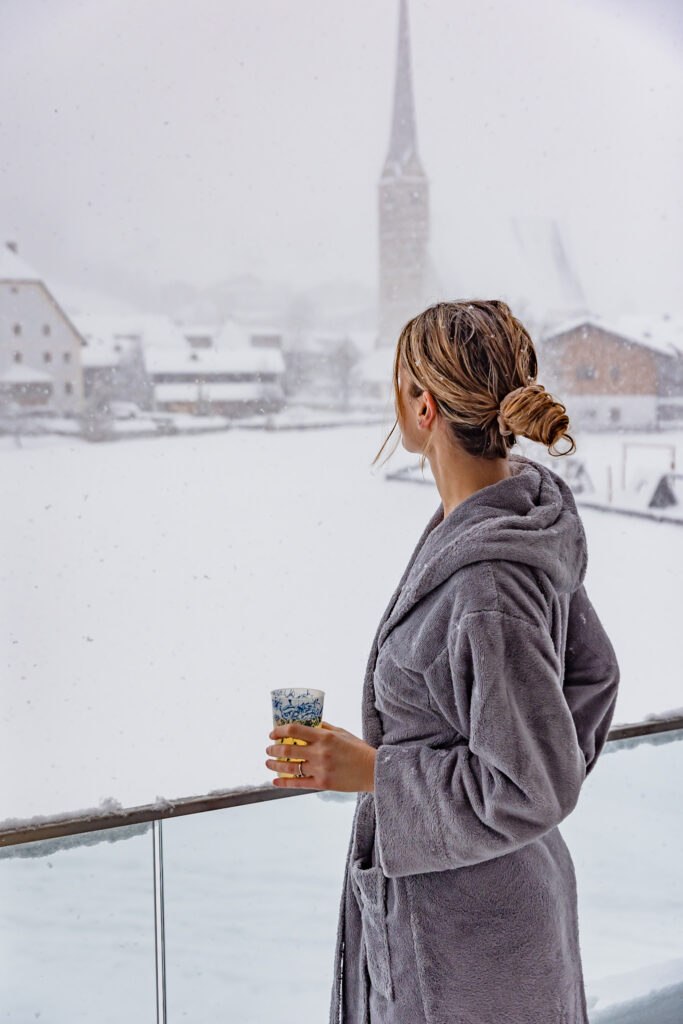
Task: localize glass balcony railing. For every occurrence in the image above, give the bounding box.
[1,715,681,1023]
[0,822,157,1021]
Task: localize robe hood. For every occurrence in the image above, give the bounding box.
[377,451,588,651]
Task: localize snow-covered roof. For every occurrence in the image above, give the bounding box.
[145,346,285,376]
[0,248,92,347]
[74,313,195,369]
[181,323,219,335]
[213,318,252,350]
[0,244,41,283]
[0,364,53,384]
[74,313,188,353]
[542,313,683,359]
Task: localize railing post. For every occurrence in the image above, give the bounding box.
[153,818,167,1024]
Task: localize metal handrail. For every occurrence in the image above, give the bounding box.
[1,712,682,850]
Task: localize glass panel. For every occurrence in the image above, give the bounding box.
[163,791,356,1022]
[0,824,156,1022]
[561,730,683,1021]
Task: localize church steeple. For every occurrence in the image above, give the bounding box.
[382,0,425,179]
[377,0,431,349]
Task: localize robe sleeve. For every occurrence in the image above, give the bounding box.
[561,583,620,776]
[373,608,588,879]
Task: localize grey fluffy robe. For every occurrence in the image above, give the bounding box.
[328,452,620,1024]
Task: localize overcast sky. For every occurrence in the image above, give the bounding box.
[0,0,681,316]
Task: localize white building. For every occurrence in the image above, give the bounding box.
[145,346,286,416]
[182,325,219,350]
[0,242,85,414]
[213,317,287,353]
[72,313,158,410]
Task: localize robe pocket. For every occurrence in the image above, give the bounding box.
[349,857,394,1001]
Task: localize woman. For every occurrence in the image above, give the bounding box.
[264,299,620,1023]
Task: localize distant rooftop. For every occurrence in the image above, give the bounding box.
[543,313,683,359]
[74,314,189,368]
[145,345,285,376]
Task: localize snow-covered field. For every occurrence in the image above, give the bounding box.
[1,424,681,823]
[1,424,682,1020]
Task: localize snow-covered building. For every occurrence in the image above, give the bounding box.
[145,346,286,416]
[213,318,287,353]
[73,314,156,411]
[182,325,218,350]
[538,313,683,430]
[247,327,285,351]
[0,242,85,414]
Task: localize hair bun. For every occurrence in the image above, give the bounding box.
[497,385,530,435]
[499,383,575,455]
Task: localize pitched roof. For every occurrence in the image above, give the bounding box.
[542,313,683,358]
[74,313,190,369]
[145,345,285,375]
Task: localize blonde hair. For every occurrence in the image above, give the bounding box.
[372,299,576,473]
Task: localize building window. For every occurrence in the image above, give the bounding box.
[64,352,71,364]
[64,382,73,395]
[609,407,621,423]
[43,351,52,363]
[610,364,620,382]
[576,365,596,380]
[42,324,51,336]
[13,323,21,335]
[14,351,22,363]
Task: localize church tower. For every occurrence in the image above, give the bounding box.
[378,0,431,349]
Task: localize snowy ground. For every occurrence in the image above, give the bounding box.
[1,424,682,1019]
[1,424,681,824]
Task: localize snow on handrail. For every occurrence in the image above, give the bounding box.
[1,713,682,852]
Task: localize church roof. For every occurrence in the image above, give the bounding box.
[381,0,425,180]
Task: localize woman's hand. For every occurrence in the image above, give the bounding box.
[264,721,377,792]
